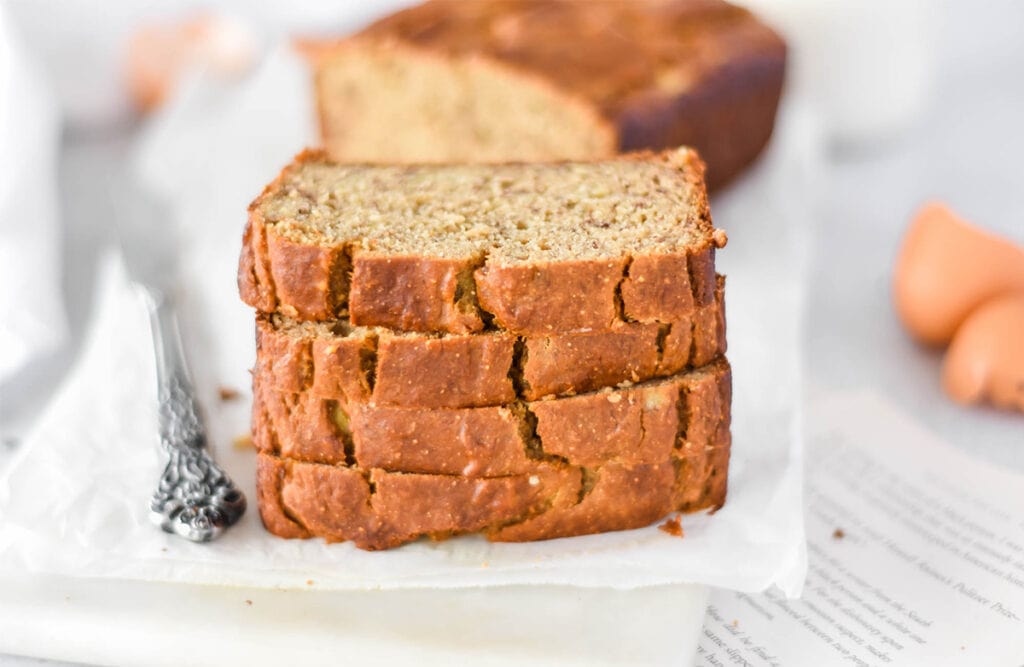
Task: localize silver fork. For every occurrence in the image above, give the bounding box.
[113,176,246,542]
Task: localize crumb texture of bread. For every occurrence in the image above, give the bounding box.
[308,0,786,188]
[254,358,731,549]
[239,148,725,334]
[314,41,616,165]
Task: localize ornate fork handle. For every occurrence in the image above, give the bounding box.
[142,287,246,542]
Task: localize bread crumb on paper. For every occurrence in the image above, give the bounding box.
[659,515,684,537]
[218,386,241,401]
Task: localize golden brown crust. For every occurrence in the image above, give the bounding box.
[692,275,728,367]
[311,333,375,402]
[254,316,315,396]
[673,354,732,512]
[474,259,626,333]
[488,461,676,542]
[351,404,535,477]
[277,458,377,545]
[238,150,348,320]
[659,322,693,376]
[679,352,730,453]
[238,209,276,314]
[254,379,351,463]
[255,316,372,402]
[266,234,348,320]
[520,322,661,400]
[374,331,516,407]
[256,316,518,410]
[530,381,679,468]
[253,277,725,408]
[349,252,485,333]
[368,464,580,548]
[620,254,694,322]
[252,358,730,473]
[689,246,719,308]
[255,455,311,539]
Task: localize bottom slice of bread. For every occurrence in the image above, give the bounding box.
[255,358,731,550]
[257,443,727,550]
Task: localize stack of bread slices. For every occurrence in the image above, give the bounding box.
[238,147,731,550]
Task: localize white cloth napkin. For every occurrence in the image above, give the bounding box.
[0,6,66,384]
[0,47,809,596]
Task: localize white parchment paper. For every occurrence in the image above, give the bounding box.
[0,47,810,595]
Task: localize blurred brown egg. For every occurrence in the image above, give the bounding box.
[125,14,257,114]
[893,202,1024,346]
[942,294,1024,412]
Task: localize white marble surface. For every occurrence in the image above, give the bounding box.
[2,1,1023,664]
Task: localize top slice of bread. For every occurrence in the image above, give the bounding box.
[306,0,786,189]
[239,147,726,335]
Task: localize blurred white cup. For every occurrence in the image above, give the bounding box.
[743,0,938,149]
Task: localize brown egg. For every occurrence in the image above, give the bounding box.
[893,202,1024,346]
[942,294,1024,412]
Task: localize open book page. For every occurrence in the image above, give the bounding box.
[698,391,1024,667]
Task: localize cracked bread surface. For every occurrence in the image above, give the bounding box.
[306,0,786,189]
[252,356,731,473]
[238,148,725,333]
[255,275,725,408]
[256,455,580,550]
[488,460,677,542]
[255,357,730,548]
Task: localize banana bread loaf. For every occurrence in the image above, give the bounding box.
[238,147,726,332]
[305,0,786,189]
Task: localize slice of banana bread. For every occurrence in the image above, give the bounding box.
[255,358,730,549]
[238,148,726,333]
[304,0,786,189]
[253,356,730,474]
[255,275,725,409]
